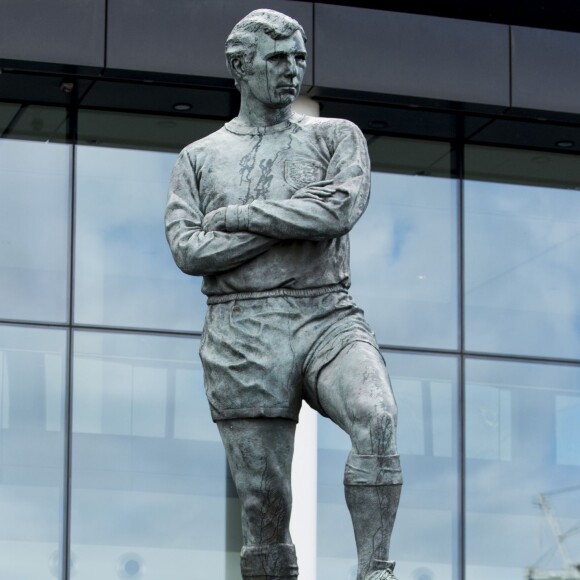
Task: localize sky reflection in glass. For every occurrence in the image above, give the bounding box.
[317,351,459,580]
[0,139,70,323]
[74,146,205,331]
[349,172,458,349]
[465,178,580,359]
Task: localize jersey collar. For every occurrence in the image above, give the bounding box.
[225,112,303,135]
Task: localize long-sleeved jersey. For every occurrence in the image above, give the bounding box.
[165,112,370,298]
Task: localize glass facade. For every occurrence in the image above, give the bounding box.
[0,139,70,323]
[74,145,205,331]
[1,103,579,580]
[465,359,580,579]
[70,331,235,580]
[350,137,458,349]
[465,146,580,359]
[0,324,67,580]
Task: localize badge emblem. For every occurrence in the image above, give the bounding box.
[284,159,326,190]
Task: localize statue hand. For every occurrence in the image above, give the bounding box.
[202,207,227,232]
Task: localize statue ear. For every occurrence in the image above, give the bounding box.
[231,56,247,79]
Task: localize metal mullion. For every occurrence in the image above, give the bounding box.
[61,104,78,580]
[378,342,580,368]
[0,320,203,344]
[0,318,69,330]
[463,350,580,368]
[458,351,466,580]
[457,115,466,580]
[62,312,74,580]
[72,322,203,339]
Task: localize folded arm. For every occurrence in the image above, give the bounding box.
[165,150,277,276]
[203,121,371,241]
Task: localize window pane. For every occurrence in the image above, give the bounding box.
[466,358,580,580]
[74,145,206,331]
[70,331,240,580]
[0,103,68,143]
[0,139,70,322]
[465,146,580,359]
[0,324,67,580]
[317,351,459,580]
[350,162,458,349]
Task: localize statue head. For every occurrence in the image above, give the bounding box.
[225,9,307,91]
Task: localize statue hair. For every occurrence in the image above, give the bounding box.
[225,9,307,89]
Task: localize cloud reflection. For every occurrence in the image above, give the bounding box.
[465,180,580,358]
[350,172,458,349]
[75,146,205,331]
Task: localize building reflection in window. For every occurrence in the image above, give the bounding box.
[70,330,239,580]
[466,358,580,580]
[0,324,67,579]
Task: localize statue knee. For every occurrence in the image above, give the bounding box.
[238,477,293,545]
[350,401,398,456]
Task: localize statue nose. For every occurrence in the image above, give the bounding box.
[286,57,297,76]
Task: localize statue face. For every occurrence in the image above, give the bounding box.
[244,30,307,109]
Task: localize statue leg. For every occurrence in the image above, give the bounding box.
[317,342,402,580]
[217,418,299,580]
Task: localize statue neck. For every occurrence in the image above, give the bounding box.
[237,98,294,127]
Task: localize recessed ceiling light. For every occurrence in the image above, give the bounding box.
[173,103,192,112]
[368,120,388,129]
[556,140,575,148]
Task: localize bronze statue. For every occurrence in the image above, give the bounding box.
[165,9,401,580]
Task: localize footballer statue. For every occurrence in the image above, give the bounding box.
[166,9,402,580]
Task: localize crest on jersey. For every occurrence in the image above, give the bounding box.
[284,159,326,190]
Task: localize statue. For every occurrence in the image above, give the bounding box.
[165,9,402,580]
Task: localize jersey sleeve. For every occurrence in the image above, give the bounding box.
[224,121,371,241]
[165,149,278,276]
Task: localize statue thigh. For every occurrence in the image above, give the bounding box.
[317,341,398,457]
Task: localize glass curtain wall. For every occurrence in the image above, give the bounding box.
[1,102,580,580]
[463,145,580,580]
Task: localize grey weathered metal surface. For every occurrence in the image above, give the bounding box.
[166,9,402,580]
